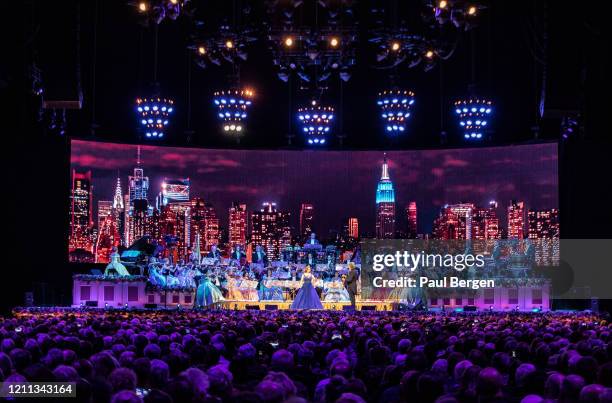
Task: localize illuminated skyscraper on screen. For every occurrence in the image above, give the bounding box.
[69,170,94,259]
[406,202,417,238]
[229,202,247,248]
[508,200,525,239]
[203,202,220,250]
[375,154,396,239]
[128,146,149,204]
[433,203,474,240]
[348,217,359,239]
[251,202,291,260]
[528,208,560,265]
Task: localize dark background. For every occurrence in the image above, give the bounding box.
[4,1,610,313]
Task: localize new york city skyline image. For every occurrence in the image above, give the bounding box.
[69,139,558,263]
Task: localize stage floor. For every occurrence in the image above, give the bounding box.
[218,300,395,311]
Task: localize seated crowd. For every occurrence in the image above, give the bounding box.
[1,309,611,403]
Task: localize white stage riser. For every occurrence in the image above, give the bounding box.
[73,279,550,311]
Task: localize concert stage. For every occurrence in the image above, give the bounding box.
[72,275,551,312]
[217,300,393,311]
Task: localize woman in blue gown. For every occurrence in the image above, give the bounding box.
[195,272,225,307]
[290,266,323,310]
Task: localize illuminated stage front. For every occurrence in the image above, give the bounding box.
[72,275,550,312]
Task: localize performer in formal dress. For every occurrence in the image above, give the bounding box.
[207,244,221,260]
[195,271,225,307]
[324,273,350,302]
[104,247,130,276]
[290,266,323,309]
[147,259,166,287]
[252,245,269,266]
[230,245,246,262]
[259,268,284,301]
[344,262,359,311]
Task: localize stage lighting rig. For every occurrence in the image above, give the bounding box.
[268,28,358,85]
[267,0,358,86]
[189,26,257,69]
[453,97,492,140]
[213,88,254,135]
[297,99,335,145]
[130,0,190,25]
[428,0,485,31]
[370,30,455,72]
[377,89,416,134]
[136,97,175,138]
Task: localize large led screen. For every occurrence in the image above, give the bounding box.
[68,140,558,266]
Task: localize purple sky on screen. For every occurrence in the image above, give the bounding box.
[71,140,558,236]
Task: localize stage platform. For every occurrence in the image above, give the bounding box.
[72,276,551,312]
[218,300,394,311]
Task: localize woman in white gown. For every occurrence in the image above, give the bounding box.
[324,273,350,302]
[104,247,130,276]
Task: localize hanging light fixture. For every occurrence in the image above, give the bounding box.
[213,88,254,134]
[136,97,174,138]
[453,97,492,140]
[377,89,416,134]
[132,0,188,25]
[297,100,334,145]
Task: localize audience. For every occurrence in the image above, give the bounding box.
[0,308,610,402]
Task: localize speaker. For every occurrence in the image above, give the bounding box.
[246,305,261,310]
[361,305,376,311]
[265,305,278,310]
[463,305,477,312]
[144,303,158,309]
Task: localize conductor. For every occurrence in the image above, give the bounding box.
[344,262,359,311]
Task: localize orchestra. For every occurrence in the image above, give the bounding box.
[145,243,358,307]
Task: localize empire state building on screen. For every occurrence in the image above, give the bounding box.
[375,154,396,238]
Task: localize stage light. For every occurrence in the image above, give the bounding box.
[284,37,294,47]
[225,40,234,49]
[453,97,493,141]
[377,89,415,134]
[138,2,147,12]
[297,100,334,146]
[329,37,339,47]
[213,88,254,135]
[391,41,401,51]
[170,0,178,4]
[136,97,174,139]
[425,49,435,59]
[439,0,448,8]
[197,46,206,55]
[467,5,477,15]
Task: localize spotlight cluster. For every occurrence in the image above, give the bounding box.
[133,0,187,25]
[370,31,455,72]
[213,89,254,134]
[297,100,334,145]
[454,98,492,140]
[136,97,174,138]
[270,30,358,84]
[190,28,256,69]
[431,0,484,31]
[267,0,357,86]
[377,90,416,133]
